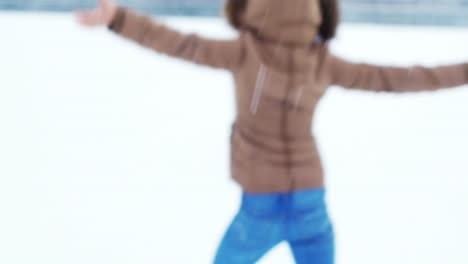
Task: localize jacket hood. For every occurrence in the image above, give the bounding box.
[241,0,322,47]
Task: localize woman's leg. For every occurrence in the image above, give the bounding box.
[213,193,284,264]
[288,223,335,264]
[287,188,335,264]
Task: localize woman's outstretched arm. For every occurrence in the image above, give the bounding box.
[76,0,244,71]
[323,47,468,93]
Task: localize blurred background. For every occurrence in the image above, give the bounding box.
[0,1,467,264]
[1,0,468,25]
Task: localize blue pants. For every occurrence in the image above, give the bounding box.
[214,188,335,264]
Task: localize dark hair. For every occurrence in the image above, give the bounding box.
[224,0,340,42]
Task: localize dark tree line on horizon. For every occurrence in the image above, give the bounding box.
[0,0,467,26]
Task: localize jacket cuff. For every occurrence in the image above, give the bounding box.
[465,63,468,83]
[108,6,126,33]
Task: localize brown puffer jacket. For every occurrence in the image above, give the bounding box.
[108,0,468,194]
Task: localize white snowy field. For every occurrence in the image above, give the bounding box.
[1,11,468,264]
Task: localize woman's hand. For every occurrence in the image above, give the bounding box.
[75,0,118,27]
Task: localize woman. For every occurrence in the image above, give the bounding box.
[76,0,468,263]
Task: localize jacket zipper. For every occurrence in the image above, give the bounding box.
[285,48,295,192]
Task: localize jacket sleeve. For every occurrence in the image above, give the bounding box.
[325,49,468,93]
[108,7,244,71]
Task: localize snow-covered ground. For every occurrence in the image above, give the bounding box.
[1,11,468,264]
